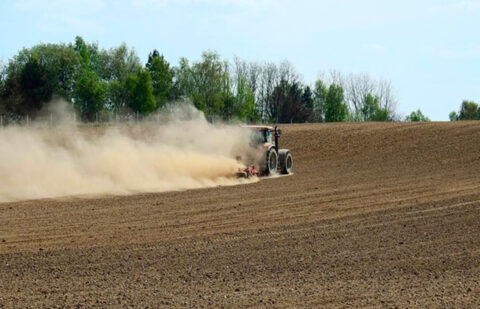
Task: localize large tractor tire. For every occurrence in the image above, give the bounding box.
[263,148,278,176]
[278,149,293,174]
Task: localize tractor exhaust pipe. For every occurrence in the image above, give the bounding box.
[274,126,280,153]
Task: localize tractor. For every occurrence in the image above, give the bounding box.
[237,125,293,177]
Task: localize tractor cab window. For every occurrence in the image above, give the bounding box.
[250,129,273,145]
[251,131,264,145]
[264,130,272,144]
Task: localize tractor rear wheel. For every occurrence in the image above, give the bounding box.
[263,149,278,176]
[278,149,293,174]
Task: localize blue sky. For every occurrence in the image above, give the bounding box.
[1,0,479,120]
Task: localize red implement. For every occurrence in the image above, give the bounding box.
[236,166,260,178]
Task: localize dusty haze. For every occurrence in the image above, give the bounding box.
[0,103,258,202]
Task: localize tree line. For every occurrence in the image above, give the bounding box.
[449,101,480,121]
[0,36,416,123]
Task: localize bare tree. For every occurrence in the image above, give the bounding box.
[232,56,247,95]
[278,60,300,84]
[247,61,261,105]
[345,73,375,116]
[377,79,398,120]
[258,62,278,121]
[229,57,251,119]
[327,70,345,86]
[323,70,398,121]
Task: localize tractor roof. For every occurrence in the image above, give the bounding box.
[242,125,275,131]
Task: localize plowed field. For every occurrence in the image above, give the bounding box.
[1,122,480,307]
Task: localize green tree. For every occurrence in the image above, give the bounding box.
[243,93,259,123]
[107,44,141,81]
[146,50,172,109]
[302,86,314,121]
[1,42,79,115]
[405,109,430,122]
[5,52,55,116]
[188,51,231,119]
[100,43,142,112]
[74,36,89,64]
[230,61,259,122]
[30,43,78,99]
[272,80,308,123]
[459,100,479,120]
[126,68,156,115]
[170,57,192,101]
[313,79,327,122]
[20,54,53,112]
[73,67,107,121]
[324,84,348,122]
[270,79,287,122]
[362,94,388,121]
[72,36,108,121]
[449,111,459,121]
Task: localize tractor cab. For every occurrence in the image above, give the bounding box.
[243,125,281,148]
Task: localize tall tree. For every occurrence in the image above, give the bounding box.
[459,100,479,120]
[345,73,374,116]
[103,43,141,81]
[170,57,192,101]
[189,51,230,118]
[270,79,288,122]
[264,62,301,122]
[230,57,259,122]
[313,79,328,122]
[247,62,261,108]
[1,43,79,115]
[325,71,397,121]
[258,62,278,122]
[146,50,172,109]
[362,94,388,121]
[73,67,107,121]
[19,54,53,113]
[74,36,89,64]
[377,79,397,120]
[302,85,314,121]
[102,43,142,112]
[73,36,108,121]
[324,84,348,122]
[125,68,156,115]
[271,80,308,123]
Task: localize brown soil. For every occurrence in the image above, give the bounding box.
[1,122,480,307]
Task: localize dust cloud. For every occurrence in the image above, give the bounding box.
[0,103,258,203]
